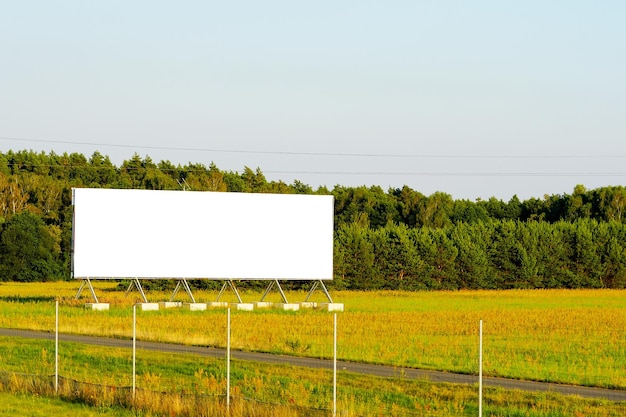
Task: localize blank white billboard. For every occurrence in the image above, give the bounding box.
[72,188,334,280]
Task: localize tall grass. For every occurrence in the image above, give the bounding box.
[0,390,140,417]
[0,283,625,390]
[1,336,625,417]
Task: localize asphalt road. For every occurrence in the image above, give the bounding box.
[2,328,624,402]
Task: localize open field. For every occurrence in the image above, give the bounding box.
[0,282,624,388]
[0,282,625,415]
[1,335,625,417]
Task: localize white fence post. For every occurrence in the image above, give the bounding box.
[227,308,231,413]
[133,304,136,399]
[55,299,59,394]
[479,319,483,417]
[333,312,337,417]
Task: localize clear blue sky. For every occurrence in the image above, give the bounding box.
[1,1,625,201]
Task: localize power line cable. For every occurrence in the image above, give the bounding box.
[2,136,626,159]
[3,136,626,178]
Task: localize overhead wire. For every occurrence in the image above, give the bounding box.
[2,136,626,159]
[2,136,626,178]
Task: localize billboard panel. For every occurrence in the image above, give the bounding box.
[72,188,334,280]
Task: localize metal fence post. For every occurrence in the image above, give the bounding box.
[227,307,231,413]
[333,312,337,417]
[55,299,59,394]
[133,304,136,399]
[479,319,483,417]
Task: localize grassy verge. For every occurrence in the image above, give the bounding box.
[0,283,624,388]
[0,391,140,417]
[1,282,626,415]
[0,335,625,416]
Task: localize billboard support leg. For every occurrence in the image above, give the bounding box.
[76,280,86,299]
[181,279,196,303]
[319,280,333,303]
[275,280,288,303]
[126,278,148,303]
[304,281,319,301]
[75,278,99,303]
[260,280,288,303]
[216,280,243,303]
[305,280,333,303]
[169,279,196,303]
[259,280,275,301]
[170,280,182,301]
[135,278,148,303]
[125,280,135,295]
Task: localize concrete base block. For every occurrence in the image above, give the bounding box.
[85,303,110,311]
[300,302,318,309]
[184,303,207,311]
[255,302,274,309]
[207,302,230,308]
[136,303,160,311]
[231,303,255,311]
[275,303,300,311]
[159,302,182,309]
[206,301,229,308]
[319,303,344,312]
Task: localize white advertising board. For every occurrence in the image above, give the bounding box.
[72,188,334,280]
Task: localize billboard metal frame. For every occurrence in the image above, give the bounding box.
[75,276,334,304]
[72,188,335,304]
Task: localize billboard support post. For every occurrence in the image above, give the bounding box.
[170,279,196,303]
[75,278,99,303]
[305,280,334,303]
[260,280,289,303]
[216,280,243,303]
[125,278,148,303]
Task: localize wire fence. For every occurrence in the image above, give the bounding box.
[0,300,625,416]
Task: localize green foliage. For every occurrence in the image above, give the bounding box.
[333,185,399,228]
[334,223,375,289]
[449,222,494,289]
[2,149,626,289]
[333,219,626,290]
[0,212,63,281]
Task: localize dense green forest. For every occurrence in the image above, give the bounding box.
[1,149,626,289]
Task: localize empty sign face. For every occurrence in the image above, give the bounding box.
[72,188,334,280]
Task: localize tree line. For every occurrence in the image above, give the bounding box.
[1,149,626,288]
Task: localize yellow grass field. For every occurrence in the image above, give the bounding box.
[0,281,625,390]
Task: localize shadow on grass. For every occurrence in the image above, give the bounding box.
[0,295,57,303]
